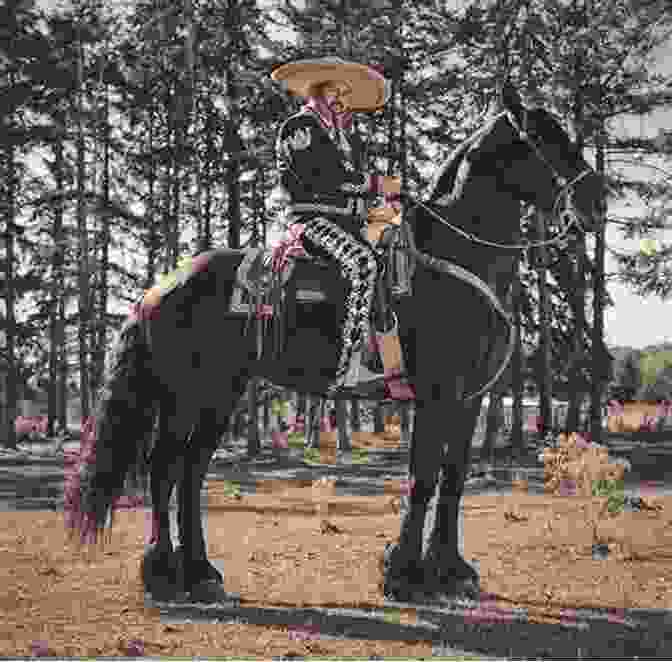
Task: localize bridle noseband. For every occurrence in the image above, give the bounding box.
[405,109,594,252]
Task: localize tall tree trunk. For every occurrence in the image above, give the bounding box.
[336,399,350,452]
[590,120,607,444]
[201,101,214,252]
[536,209,552,437]
[93,79,111,401]
[170,154,181,268]
[509,255,524,458]
[259,164,267,247]
[146,105,158,288]
[49,114,66,436]
[566,33,587,434]
[566,238,586,432]
[2,140,18,449]
[480,385,505,465]
[225,3,241,250]
[162,92,175,273]
[374,403,385,434]
[58,294,68,429]
[399,401,411,444]
[262,389,270,441]
[76,33,91,420]
[349,398,360,433]
[296,391,307,421]
[246,379,260,456]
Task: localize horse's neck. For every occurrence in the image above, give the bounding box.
[414,175,520,298]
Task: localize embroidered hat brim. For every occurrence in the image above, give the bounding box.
[271,57,391,112]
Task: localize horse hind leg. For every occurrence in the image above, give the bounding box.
[141,405,190,601]
[422,400,481,600]
[177,397,246,603]
[382,399,444,602]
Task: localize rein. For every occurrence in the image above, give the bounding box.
[410,167,592,252]
[393,221,516,402]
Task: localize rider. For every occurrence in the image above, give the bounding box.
[271,57,414,400]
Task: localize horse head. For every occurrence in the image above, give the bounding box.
[491,82,604,232]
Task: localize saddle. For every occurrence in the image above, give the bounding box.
[228,222,415,360]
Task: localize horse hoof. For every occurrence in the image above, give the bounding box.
[382,542,427,603]
[175,548,224,586]
[187,580,240,605]
[431,576,480,603]
[422,551,480,601]
[141,544,184,600]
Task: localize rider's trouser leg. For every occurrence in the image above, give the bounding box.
[301,217,378,386]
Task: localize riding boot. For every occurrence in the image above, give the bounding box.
[376,318,415,401]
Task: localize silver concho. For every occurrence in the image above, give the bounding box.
[285,127,312,151]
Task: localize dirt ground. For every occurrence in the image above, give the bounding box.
[1,476,671,658]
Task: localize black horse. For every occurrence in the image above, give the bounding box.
[64,85,603,604]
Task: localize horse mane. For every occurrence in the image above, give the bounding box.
[427,112,503,205]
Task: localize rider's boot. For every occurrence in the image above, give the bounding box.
[376,316,415,401]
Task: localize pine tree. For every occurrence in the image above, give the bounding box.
[0,0,63,445]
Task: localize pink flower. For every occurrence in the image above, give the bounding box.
[113,495,144,509]
[400,478,415,496]
[559,479,577,496]
[256,303,274,320]
[639,415,657,432]
[125,639,145,656]
[525,415,542,433]
[14,417,32,436]
[272,431,289,449]
[191,252,211,274]
[639,481,660,498]
[288,625,320,641]
[30,640,51,657]
[608,400,625,418]
[287,417,305,434]
[605,608,630,626]
[320,416,333,433]
[574,434,590,449]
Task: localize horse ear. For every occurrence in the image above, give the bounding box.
[500,81,524,118]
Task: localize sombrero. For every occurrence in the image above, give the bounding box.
[271,57,391,112]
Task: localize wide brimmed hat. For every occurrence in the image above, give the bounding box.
[271,57,390,112]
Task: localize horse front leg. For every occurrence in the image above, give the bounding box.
[383,399,443,602]
[423,400,481,600]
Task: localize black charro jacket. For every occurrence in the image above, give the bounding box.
[275,107,383,227]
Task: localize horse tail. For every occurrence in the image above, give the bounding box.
[64,306,157,544]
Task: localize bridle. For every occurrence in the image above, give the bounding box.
[391,108,596,401]
[403,109,595,252]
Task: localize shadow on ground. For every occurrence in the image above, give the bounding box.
[151,595,672,659]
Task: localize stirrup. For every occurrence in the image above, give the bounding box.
[325,378,387,400]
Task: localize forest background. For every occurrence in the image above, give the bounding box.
[1,0,671,448]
